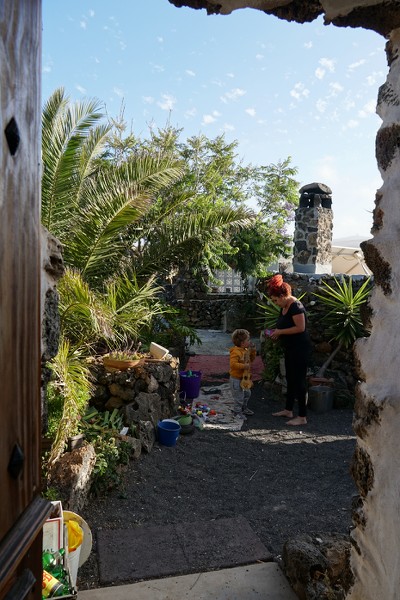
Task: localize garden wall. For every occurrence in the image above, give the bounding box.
[88,357,180,454]
[167,271,371,402]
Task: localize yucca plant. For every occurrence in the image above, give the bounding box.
[313,276,372,378]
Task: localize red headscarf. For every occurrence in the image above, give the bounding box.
[267,274,291,298]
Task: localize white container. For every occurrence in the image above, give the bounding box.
[67,546,81,589]
[149,342,169,359]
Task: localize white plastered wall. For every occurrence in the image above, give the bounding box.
[348,27,400,600]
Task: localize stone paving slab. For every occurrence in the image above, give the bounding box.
[97,516,272,586]
[78,562,298,600]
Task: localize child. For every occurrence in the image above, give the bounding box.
[229,329,257,419]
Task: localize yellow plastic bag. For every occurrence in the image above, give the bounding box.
[66,519,83,552]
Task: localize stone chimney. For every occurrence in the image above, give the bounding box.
[293,182,333,274]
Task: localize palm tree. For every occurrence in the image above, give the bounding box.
[42,88,255,461]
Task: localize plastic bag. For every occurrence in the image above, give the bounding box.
[66,519,83,552]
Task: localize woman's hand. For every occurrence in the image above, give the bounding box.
[271,329,281,340]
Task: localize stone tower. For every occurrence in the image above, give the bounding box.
[292,182,333,274]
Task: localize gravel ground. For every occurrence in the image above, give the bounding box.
[78,380,356,590]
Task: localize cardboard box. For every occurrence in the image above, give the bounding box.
[43,501,64,552]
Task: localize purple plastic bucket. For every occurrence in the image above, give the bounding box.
[179,370,202,399]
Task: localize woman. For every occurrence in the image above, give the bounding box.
[267,274,311,426]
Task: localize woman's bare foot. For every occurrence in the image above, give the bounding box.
[272,410,293,418]
[287,417,307,426]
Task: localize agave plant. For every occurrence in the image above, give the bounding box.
[313,276,372,378]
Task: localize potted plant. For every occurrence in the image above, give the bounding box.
[102,349,145,371]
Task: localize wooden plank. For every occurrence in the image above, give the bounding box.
[0,1,43,599]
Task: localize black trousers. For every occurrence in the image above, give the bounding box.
[284,350,308,417]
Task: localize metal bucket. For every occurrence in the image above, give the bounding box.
[308,385,334,414]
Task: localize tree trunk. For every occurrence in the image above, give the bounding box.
[316,342,343,378]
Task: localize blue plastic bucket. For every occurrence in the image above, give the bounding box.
[179,370,202,399]
[157,420,181,447]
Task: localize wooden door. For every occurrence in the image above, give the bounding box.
[0,2,50,598]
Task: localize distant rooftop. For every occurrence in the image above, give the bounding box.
[332,235,369,248]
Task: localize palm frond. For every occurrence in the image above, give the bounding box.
[58,268,115,348]
[47,338,92,465]
[41,88,106,234]
[65,156,185,282]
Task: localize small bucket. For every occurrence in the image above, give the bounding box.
[308,385,334,414]
[179,370,202,399]
[157,420,181,447]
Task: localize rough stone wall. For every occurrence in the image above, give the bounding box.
[347,29,400,600]
[168,1,400,37]
[293,206,333,273]
[40,226,65,433]
[89,358,180,454]
[174,293,257,331]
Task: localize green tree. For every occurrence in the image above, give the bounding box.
[42,91,255,460]
[126,127,298,281]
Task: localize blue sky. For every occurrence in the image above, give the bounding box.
[42,0,387,243]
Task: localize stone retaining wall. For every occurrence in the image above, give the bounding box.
[88,357,180,454]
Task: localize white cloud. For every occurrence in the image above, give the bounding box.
[304,41,313,49]
[202,114,216,124]
[358,99,376,118]
[320,57,335,72]
[223,123,235,131]
[113,87,124,98]
[75,84,87,94]
[245,108,256,117]
[158,93,176,111]
[220,88,246,103]
[142,96,154,104]
[89,10,94,17]
[343,96,356,111]
[185,107,197,118]
[316,98,327,113]
[315,57,335,79]
[346,119,359,129]
[256,53,264,60]
[185,70,195,77]
[313,155,338,184]
[157,36,163,43]
[366,71,384,86]
[42,60,52,74]
[80,20,87,29]
[290,82,310,100]
[226,73,235,78]
[348,59,366,72]
[151,63,165,73]
[202,110,221,125]
[329,82,344,95]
